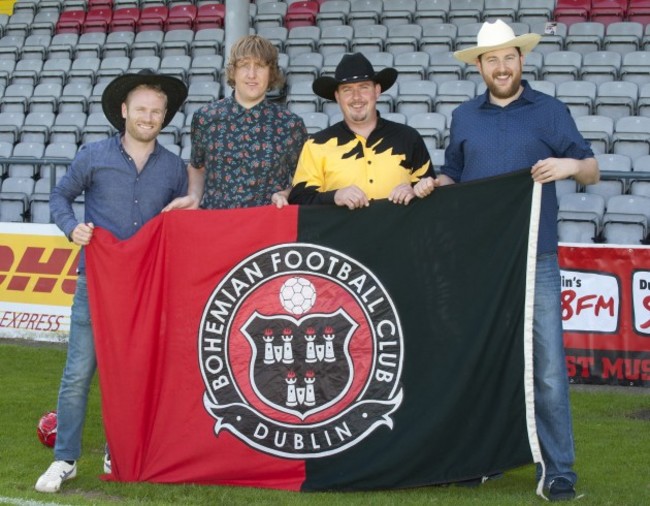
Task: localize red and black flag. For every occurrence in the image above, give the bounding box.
[86,169,542,491]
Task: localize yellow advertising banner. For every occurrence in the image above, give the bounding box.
[0,224,79,341]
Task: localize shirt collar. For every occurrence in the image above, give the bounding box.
[227,95,268,117]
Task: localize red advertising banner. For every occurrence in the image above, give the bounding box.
[560,245,650,386]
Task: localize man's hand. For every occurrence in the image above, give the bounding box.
[413,177,440,198]
[271,189,290,209]
[388,183,416,205]
[71,222,94,246]
[161,195,201,212]
[334,186,370,210]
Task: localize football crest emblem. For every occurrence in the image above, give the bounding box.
[198,243,403,458]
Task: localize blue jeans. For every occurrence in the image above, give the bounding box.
[534,254,577,487]
[54,274,97,461]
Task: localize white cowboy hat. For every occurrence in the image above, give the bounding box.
[453,19,541,64]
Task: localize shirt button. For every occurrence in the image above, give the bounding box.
[133,222,138,226]
[134,199,138,204]
[369,179,374,183]
[367,160,372,164]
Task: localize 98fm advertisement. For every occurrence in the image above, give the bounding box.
[560,245,650,386]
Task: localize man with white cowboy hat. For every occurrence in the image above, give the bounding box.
[289,52,434,209]
[415,19,599,502]
[36,69,189,493]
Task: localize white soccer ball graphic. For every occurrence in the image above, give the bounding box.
[279,277,316,315]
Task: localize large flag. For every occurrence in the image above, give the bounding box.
[86,169,542,491]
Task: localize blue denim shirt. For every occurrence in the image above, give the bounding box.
[441,80,594,254]
[50,134,188,272]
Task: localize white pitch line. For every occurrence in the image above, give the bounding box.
[0,496,72,506]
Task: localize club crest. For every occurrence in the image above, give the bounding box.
[198,243,404,458]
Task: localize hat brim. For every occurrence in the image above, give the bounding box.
[312,67,398,101]
[102,73,189,131]
[453,33,541,64]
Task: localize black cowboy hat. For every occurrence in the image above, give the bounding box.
[312,53,398,101]
[101,69,188,131]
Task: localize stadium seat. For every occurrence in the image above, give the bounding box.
[22,33,51,60]
[483,0,519,22]
[620,51,650,87]
[188,54,223,84]
[589,153,632,196]
[574,114,614,154]
[630,155,650,198]
[30,81,62,112]
[427,52,466,84]
[194,2,225,30]
[394,51,430,82]
[541,50,582,84]
[407,111,446,150]
[184,80,220,116]
[347,0,382,28]
[0,83,33,113]
[286,80,321,114]
[96,56,130,83]
[32,9,60,37]
[257,26,288,52]
[285,25,320,58]
[7,141,45,177]
[612,116,650,161]
[109,7,140,32]
[11,59,43,86]
[529,21,567,55]
[75,32,107,59]
[602,22,642,56]
[160,54,190,81]
[517,0,555,24]
[522,51,544,81]
[285,1,319,30]
[83,7,113,33]
[317,24,353,56]
[447,0,483,27]
[590,0,627,27]
[0,176,35,222]
[48,33,79,60]
[298,111,329,134]
[351,23,387,54]
[555,178,579,199]
[434,80,476,124]
[286,52,323,86]
[165,3,197,31]
[419,23,457,55]
[413,0,450,26]
[453,22,484,51]
[558,219,599,243]
[386,24,422,56]
[254,1,288,30]
[137,5,168,32]
[43,142,79,181]
[131,30,164,58]
[191,28,224,57]
[316,0,350,27]
[395,79,437,115]
[579,50,621,85]
[627,0,650,26]
[553,0,591,27]
[380,0,416,27]
[594,81,638,121]
[161,29,194,57]
[558,191,606,240]
[129,55,161,73]
[68,56,101,85]
[557,80,597,117]
[565,22,605,55]
[637,83,650,118]
[51,110,87,143]
[602,194,650,244]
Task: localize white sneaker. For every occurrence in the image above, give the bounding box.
[35,460,77,493]
[103,448,111,474]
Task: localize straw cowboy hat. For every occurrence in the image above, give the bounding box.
[453,19,541,64]
[312,52,398,101]
[102,69,188,131]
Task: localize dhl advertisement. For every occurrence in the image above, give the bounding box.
[0,223,78,342]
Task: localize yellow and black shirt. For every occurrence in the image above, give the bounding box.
[289,116,434,205]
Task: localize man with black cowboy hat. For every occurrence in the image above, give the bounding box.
[36,69,188,493]
[288,52,433,209]
[415,20,599,501]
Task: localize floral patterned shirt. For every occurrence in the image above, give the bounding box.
[190,96,307,209]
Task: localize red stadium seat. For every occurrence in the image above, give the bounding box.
[55,10,86,35]
[194,3,225,30]
[627,1,650,26]
[285,1,319,30]
[88,0,114,9]
[137,6,169,32]
[590,0,627,26]
[109,7,141,33]
[84,8,113,33]
[554,0,591,27]
[165,4,198,31]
